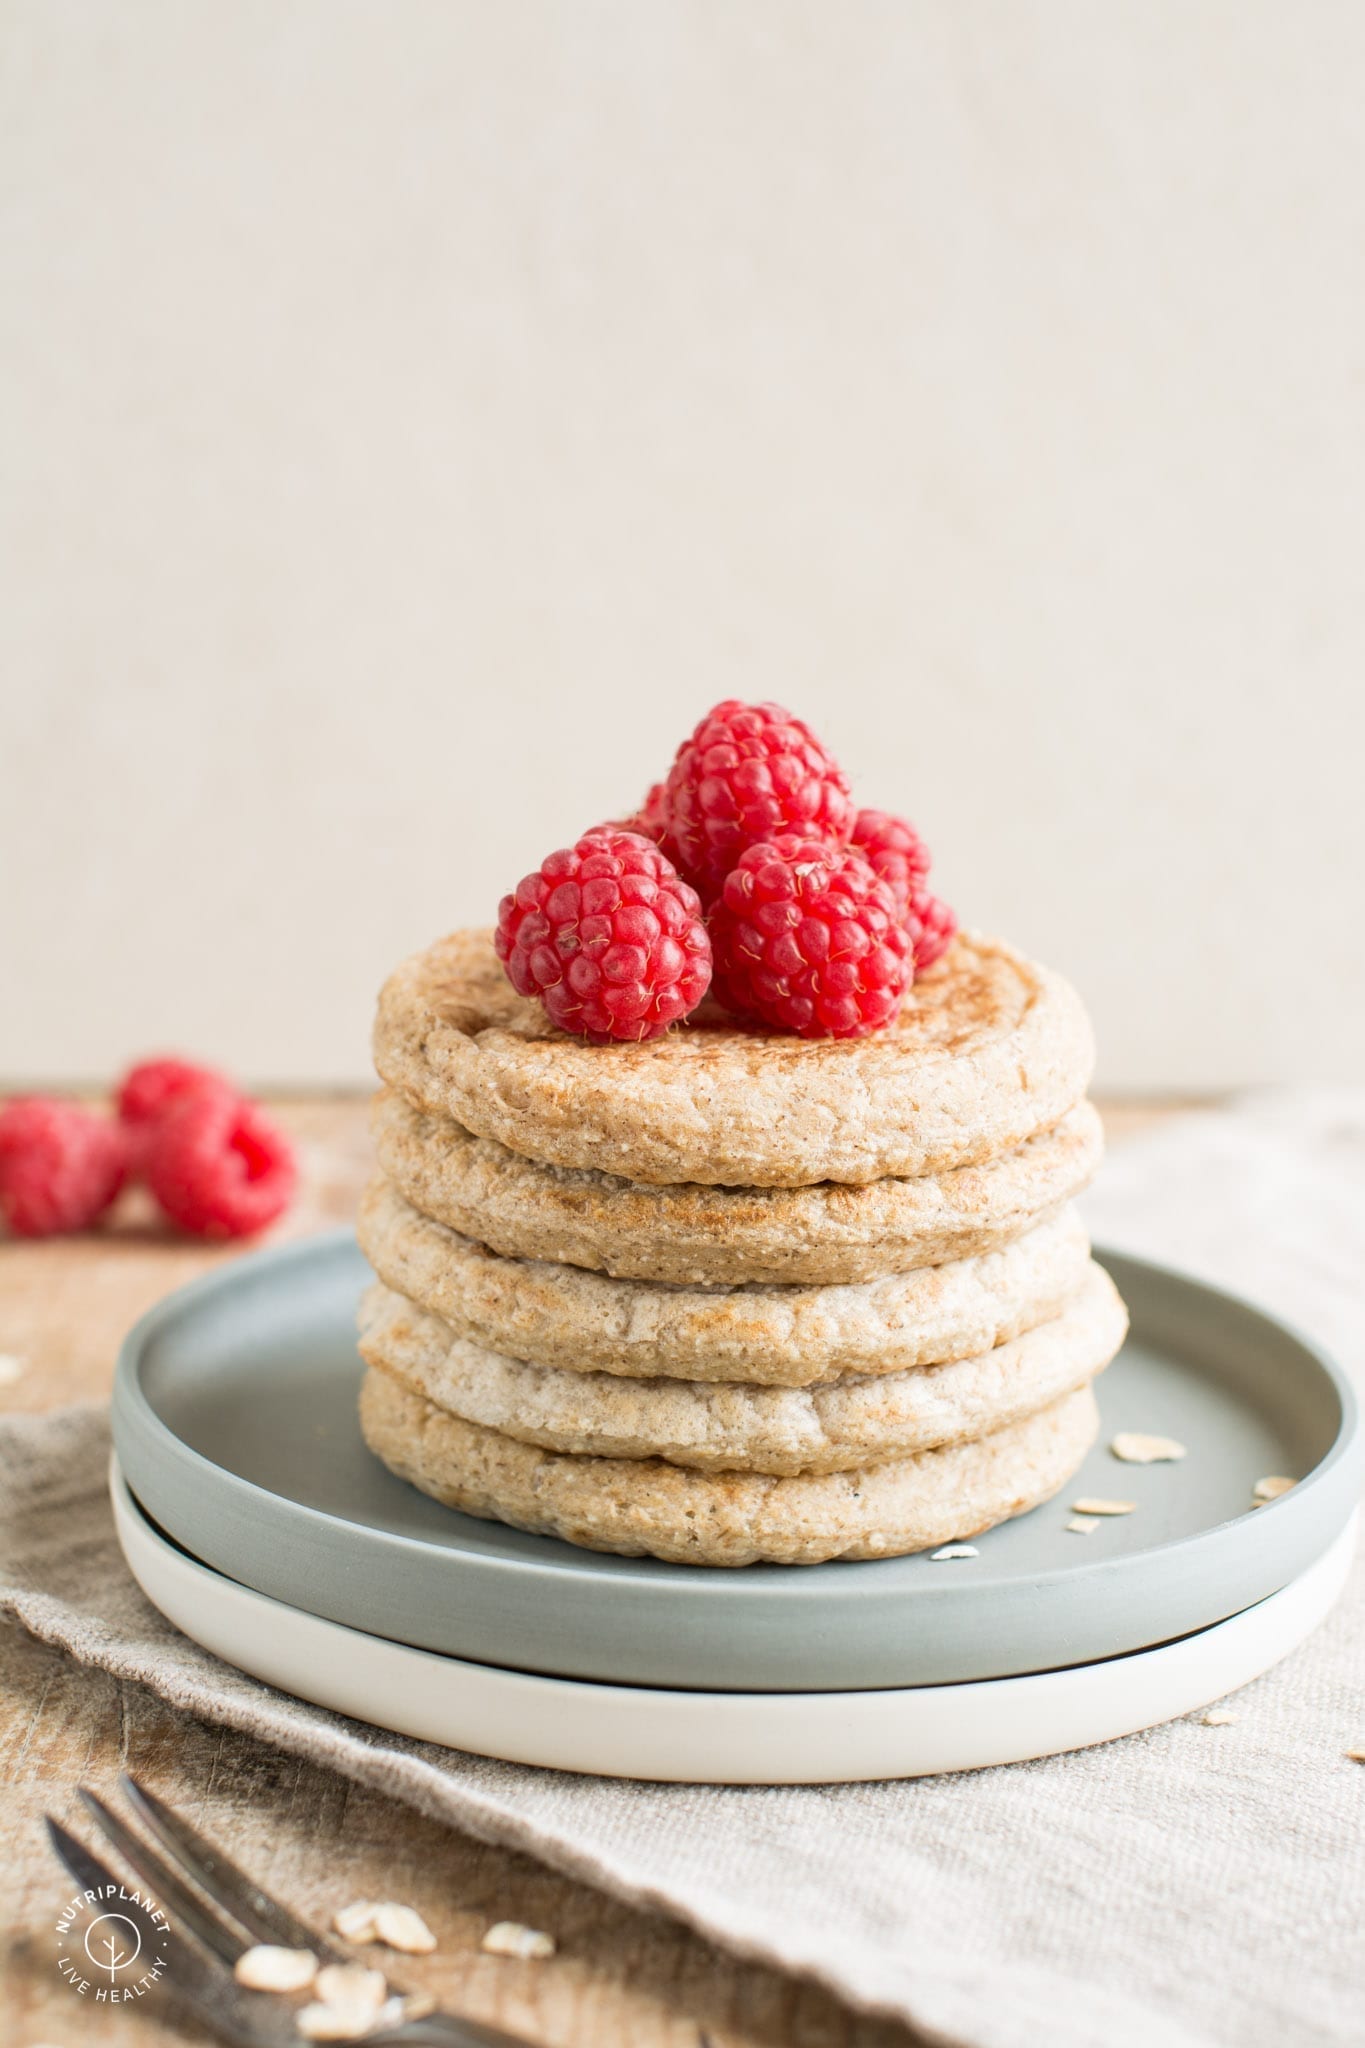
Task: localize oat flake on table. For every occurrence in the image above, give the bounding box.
[481,1920,556,1958]
[233,1944,318,1992]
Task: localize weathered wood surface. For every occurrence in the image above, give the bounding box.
[0,1095,1178,2046]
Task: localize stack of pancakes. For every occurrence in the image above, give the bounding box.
[357,929,1127,1566]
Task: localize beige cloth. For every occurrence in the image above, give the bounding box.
[3,1092,1365,2048]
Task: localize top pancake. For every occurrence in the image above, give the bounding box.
[373,927,1094,1189]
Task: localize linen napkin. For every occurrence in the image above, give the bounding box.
[3,1091,1364,2048]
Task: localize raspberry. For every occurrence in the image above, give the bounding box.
[849,808,932,924]
[145,1091,297,1239]
[495,829,712,1043]
[661,700,854,899]
[613,781,669,843]
[116,1056,232,1132]
[849,809,956,967]
[908,888,958,971]
[0,1097,129,1237]
[708,836,912,1038]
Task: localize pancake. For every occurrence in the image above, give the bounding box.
[371,1090,1104,1287]
[357,1261,1125,1475]
[358,1370,1100,1566]
[359,1178,1094,1384]
[373,927,1094,1188]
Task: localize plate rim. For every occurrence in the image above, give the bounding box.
[108,1452,1360,1782]
[112,1226,1362,1595]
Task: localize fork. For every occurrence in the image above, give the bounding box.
[46,1774,532,2047]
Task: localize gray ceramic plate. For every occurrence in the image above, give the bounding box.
[112,1234,1361,1692]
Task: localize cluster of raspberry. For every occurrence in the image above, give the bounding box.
[497,699,955,1044]
[0,1058,295,1240]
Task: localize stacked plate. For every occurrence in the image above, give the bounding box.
[112,1234,1360,1783]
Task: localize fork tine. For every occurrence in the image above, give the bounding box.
[119,1773,346,1963]
[46,1814,170,1952]
[53,1806,532,2048]
[78,1786,247,1970]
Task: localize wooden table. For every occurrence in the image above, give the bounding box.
[0,1096,1179,2048]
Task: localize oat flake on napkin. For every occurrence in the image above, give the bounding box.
[2,1091,1363,2048]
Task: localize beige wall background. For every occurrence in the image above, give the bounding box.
[3,0,1362,1090]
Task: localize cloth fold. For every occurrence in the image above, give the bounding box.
[3,1091,1364,2048]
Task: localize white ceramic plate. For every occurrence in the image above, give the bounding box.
[112,1458,1357,1785]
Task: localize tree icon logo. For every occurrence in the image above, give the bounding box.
[83,1910,143,1980]
[55,1876,170,2004]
